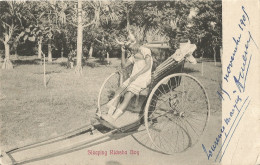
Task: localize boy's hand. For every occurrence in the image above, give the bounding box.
[117,68,125,74]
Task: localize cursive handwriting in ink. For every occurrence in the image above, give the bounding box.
[202,144,212,160]
[233,31,256,93]
[224,5,251,83]
[224,95,242,126]
[239,6,250,31]
[217,83,231,101]
[202,129,223,160]
[233,54,252,93]
[248,31,259,49]
[219,98,251,162]
[204,95,243,160]
[223,34,241,83]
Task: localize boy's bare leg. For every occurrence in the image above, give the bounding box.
[107,86,126,115]
[107,99,118,115]
[112,92,135,119]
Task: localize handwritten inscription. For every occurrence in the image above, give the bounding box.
[223,34,241,83]
[204,6,258,162]
[234,31,257,93]
[223,5,249,83]
[202,95,244,160]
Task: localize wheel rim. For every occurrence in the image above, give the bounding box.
[144,73,210,154]
[97,71,122,116]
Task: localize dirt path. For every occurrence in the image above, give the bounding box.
[6,113,221,165]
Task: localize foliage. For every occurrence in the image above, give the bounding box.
[0,1,32,47]
[188,1,222,58]
[0,1,222,61]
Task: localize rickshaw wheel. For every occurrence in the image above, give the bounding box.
[97,71,123,116]
[142,73,210,154]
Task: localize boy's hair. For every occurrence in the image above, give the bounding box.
[129,42,142,54]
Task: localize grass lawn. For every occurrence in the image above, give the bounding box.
[0,56,221,151]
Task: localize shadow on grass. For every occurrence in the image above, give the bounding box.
[59,62,68,68]
[196,58,221,63]
[13,59,41,66]
[59,59,109,68]
[91,59,109,65]
[59,61,100,68]
[182,67,199,74]
[33,70,62,75]
[83,59,110,68]
[196,60,222,68]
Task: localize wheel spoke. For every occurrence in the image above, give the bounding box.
[136,74,210,154]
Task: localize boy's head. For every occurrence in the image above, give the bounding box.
[130,41,149,60]
[129,41,144,54]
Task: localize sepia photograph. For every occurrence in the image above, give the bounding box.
[0,0,258,164]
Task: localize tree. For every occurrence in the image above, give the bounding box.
[0,1,28,69]
[44,1,67,62]
[64,0,98,75]
[75,0,84,74]
[100,1,134,66]
[73,0,122,73]
[25,1,48,59]
[188,1,222,60]
[28,1,68,62]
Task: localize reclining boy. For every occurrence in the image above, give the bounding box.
[102,42,153,122]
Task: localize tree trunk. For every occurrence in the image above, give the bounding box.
[213,46,216,66]
[48,38,52,62]
[43,51,47,88]
[75,0,83,75]
[106,52,110,65]
[61,45,64,58]
[2,35,13,69]
[38,37,42,59]
[201,61,204,76]
[201,49,204,76]
[89,43,93,59]
[126,7,130,31]
[121,46,126,67]
[14,49,18,60]
[95,7,100,27]
[220,46,223,64]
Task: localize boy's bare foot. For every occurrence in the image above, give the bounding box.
[107,105,116,115]
[102,114,115,123]
[112,109,123,120]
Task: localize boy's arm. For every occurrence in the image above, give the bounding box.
[129,55,152,83]
[119,57,133,74]
[122,58,133,69]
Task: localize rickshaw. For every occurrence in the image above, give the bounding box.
[95,42,210,154]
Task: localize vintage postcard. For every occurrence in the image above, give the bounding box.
[0,0,259,165]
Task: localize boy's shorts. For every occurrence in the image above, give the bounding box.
[122,78,143,95]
